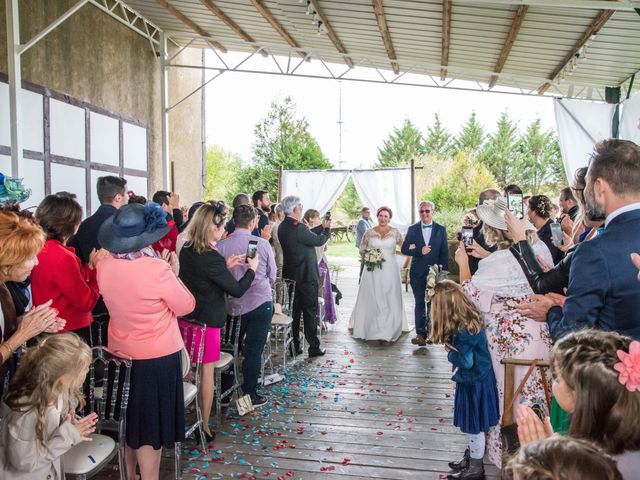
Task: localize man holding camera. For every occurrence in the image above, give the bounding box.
[401,201,449,346]
[278,196,331,357]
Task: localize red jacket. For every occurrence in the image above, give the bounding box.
[31,240,100,332]
[152,219,178,253]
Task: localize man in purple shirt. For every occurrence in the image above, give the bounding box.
[217,204,276,407]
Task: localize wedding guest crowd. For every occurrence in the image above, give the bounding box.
[438,138,640,479]
[0,138,639,479]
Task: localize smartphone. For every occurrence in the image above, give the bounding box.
[325,210,331,221]
[507,192,524,219]
[246,240,258,262]
[461,227,474,248]
[550,222,563,247]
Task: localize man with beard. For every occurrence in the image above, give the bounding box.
[252,190,273,239]
[522,139,640,341]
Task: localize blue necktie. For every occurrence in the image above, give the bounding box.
[421,224,432,229]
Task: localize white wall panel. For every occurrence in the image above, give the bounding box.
[123,123,147,171]
[50,99,85,160]
[0,84,44,153]
[0,155,46,210]
[51,163,87,216]
[125,175,148,199]
[90,113,119,166]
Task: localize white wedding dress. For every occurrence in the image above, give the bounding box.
[349,228,409,342]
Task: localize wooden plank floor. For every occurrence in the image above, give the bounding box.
[96,256,500,479]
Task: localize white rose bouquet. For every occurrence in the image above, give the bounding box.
[361,247,385,272]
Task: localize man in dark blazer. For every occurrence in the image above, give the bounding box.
[278,195,331,357]
[401,201,449,346]
[69,176,127,320]
[518,139,640,341]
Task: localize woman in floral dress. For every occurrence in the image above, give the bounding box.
[455,197,554,468]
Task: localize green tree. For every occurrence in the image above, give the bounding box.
[453,112,485,155]
[427,152,496,210]
[235,97,332,195]
[337,178,362,220]
[423,113,453,160]
[515,119,564,194]
[375,119,425,167]
[478,111,520,188]
[204,145,243,202]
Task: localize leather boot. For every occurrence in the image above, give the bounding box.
[448,448,470,471]
[447,458,485,480]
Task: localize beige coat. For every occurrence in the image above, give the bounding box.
[0,398,83,479]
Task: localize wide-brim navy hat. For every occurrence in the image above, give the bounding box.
[98,203,171,254]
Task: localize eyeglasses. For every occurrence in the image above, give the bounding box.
[419,209,432,214]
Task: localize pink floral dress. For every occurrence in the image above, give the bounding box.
[463,246,553,468]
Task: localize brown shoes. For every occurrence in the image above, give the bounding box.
[411,334,427,346]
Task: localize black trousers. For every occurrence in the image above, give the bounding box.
[292,280,320,352]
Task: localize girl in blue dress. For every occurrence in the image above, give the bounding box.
[430,276,500,480]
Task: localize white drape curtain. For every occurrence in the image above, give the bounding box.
[351,168,412,232]
[554,98,615,182]
[621,92,640,144]
[281,170,350,216]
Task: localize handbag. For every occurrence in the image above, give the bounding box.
[500,359,551,455]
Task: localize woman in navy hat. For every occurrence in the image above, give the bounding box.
[97,202,195,479]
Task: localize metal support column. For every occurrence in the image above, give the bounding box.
[160,31,171,190]
[6,0,23,178]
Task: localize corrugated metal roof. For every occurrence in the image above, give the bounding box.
[122,0,640,99]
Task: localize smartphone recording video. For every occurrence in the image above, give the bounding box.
[246,240,258,262]
[550,222,563,247]
[507,192,524,219]
[461,227,474,248]
[325,210,332,221]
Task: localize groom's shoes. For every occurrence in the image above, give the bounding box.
[308,348,326,357]
[411,334,427,346]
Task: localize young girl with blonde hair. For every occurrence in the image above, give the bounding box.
[517,329,640,479]
[430,275,500,480]
[0,333,98,479]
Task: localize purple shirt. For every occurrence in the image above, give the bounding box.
[217,229,276,315]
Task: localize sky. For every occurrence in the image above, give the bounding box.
[204,52,557,169]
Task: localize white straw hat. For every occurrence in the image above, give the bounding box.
[476,197,536,232]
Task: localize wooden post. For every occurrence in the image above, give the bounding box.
[170,161,175,193]
[410,158,416,223]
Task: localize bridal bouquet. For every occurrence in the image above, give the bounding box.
[361,247,385,272]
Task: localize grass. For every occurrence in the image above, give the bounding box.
[327,240,360,258]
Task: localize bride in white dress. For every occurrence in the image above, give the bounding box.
[349,206,409,342]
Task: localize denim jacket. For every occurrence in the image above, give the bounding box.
[447,329,494,383]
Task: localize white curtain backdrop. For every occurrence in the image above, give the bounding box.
[554,98,615,182]
[281,170,350,216]
[351,168,412,232]
[620,92,640,144]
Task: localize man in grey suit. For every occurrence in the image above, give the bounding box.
[355,207,373,280]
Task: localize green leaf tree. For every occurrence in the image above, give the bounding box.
[337,178,362,220]
[204,145,243,202]
[426,152,497,210]
[423,113,453,160]
[453,112,485,156]
[375,119,425,167]
[235,97,332,195]
[478,111,520,188]
[515,119,564,194]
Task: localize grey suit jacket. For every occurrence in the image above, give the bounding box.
[355,217,372,248]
